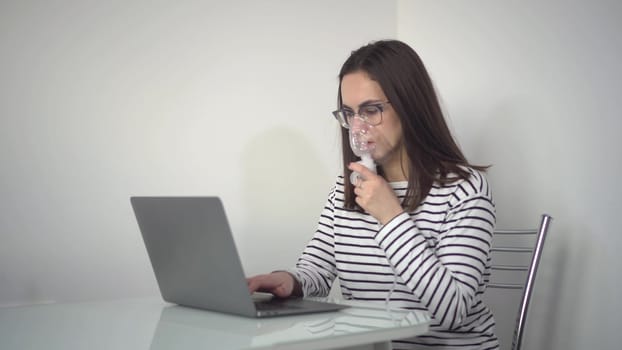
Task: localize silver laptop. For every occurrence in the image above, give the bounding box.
[130,196,347,318]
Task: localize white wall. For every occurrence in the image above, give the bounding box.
[398,1,620,349]
[0,0,396,306]
[3,1,619,349]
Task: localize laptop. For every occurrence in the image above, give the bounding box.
[130,196,347,318]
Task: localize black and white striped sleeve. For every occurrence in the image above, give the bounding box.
[289,187,338,297]
[374,172,495,330]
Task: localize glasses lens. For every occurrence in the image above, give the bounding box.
[333,110,350,128]
[333,103,385,128]
[343,110,356,126]
[360,105,382,125]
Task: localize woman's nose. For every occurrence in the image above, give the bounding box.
[350,115,369,130]
[351,114,367,129]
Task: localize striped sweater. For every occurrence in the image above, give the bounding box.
[290,168,499,349]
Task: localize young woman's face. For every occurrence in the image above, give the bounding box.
[340,71,404,169]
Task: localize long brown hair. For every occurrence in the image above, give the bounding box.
[338,40,488,210]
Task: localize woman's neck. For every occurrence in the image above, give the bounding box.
[381,160,409,182]
[380,146,410,182]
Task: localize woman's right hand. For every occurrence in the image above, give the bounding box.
[246,271,296,298]
[349,162,404,225]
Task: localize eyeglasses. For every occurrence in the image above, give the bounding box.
[332,101,391,129]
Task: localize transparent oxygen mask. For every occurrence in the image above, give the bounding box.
[349,122,377,185]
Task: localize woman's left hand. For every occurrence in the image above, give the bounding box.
[349,162,404,225]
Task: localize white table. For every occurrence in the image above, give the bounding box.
[0,297,430,350]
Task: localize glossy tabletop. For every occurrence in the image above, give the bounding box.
[0,297,430,350]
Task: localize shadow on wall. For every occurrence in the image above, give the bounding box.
[469,101,591,349]
[238,126,334,274]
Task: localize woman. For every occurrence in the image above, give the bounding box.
[247,39,498,349]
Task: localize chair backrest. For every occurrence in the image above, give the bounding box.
[485,214,553,350]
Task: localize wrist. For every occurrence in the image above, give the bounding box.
[285,272,303,297]
[380,209,405,226]
[271,270,303,298]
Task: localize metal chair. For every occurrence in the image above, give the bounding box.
[485,214,553,350]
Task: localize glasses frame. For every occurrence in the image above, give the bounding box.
[332,101,391,129]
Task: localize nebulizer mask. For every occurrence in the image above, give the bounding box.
[349,121,376,184]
